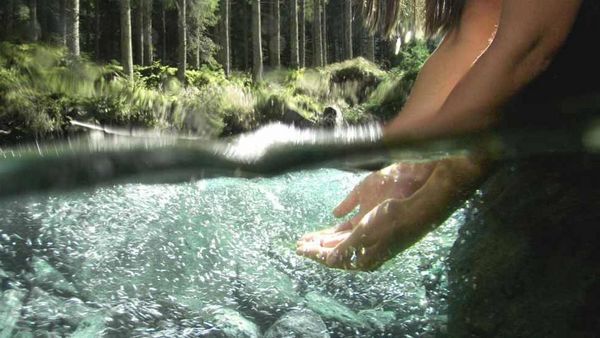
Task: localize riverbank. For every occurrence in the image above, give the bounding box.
[0,42,429,145]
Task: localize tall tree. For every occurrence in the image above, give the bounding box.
[269,0,281,67]
[66,0,80,56]
[343,0,352,59]
[135,2,144,65]
[58,0,66,46]
[161,0,168,62]
[219,0,231,75]
[143,0,153,65]
[321,0,327,65]
[29,0,39,42]
[95,0,101,58]
[312,0,323,67]
[176,0,187,83]
[299,0,305,67]
[251,0,263,81]
[289,0,299,69]
[120,0,134,81]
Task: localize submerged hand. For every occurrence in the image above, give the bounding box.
[297,198,427,271]
[331,162,436,232]
[297,156,486,271]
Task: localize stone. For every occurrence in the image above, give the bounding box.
[71,314,107,338]
[202,306,260,338]
[264,309,330,338]
[31,258,78,296]
[358,309,396,332]
[447,159,600,337]
[304,292,368,330]
[236,262,301,325]
[0,288,26,338]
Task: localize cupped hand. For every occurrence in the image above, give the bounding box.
[331,162,436,232]
[297,198,426,271]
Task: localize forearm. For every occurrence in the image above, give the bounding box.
[384,0,583,142]
[389,156,488,246]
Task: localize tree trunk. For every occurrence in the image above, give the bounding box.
[312,0,322,67]
[269,0,281,68]
[161,2,167,62]
[299,0,305,67]
[343,0,353,60]
[251,0,263,81]
[366,33,375,61]
[66,0,79,56]
[176,0,187,83]
[29,0,39,42]
[143,0,153,65]
[95,0,101,59]
[289,0,299,69]
[194,26,201,69]
[135,3,144,65]
[321,0,327,65]
[58,0,66,46]
[39,0,49,42]
[6,0,14,39]
[220,0,231,75]
[120,0,134,81]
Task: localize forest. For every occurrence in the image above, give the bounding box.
[0,0,432,143]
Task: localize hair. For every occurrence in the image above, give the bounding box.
[362,0,466,38]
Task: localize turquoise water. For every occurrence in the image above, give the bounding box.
[0,168,462,337]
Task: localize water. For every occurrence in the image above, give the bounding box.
[1,121,598,337]
[0,167,461,337]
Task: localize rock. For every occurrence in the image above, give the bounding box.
[447,159,600,337]
[31,258,78,296]
[22,287,97,334]
[236,263,301,326]
[202,306,260,338]
[71,314,106,338]
[304,292,368,331]
[264,309,330,338]
[320,106,343,128]
[358,309,396,332]
[0,288,26,338]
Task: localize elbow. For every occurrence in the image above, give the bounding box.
[490,33,564,86]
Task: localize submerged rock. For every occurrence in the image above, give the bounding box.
[30,258,78,296]
[448,160,600,337]
[236,262,301,325]
[358,309,396,332]
[0,288,26,337]
[71,314,106,338]
[304,292,368,331]
[264,309,330,338]
[202,306,260,338]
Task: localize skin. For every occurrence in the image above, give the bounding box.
[297,0,583,271]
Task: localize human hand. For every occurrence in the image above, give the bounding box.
[296,156,486,271]
[331,162,436,232]
[297,198,426,271]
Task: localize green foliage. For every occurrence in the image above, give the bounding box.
[0,41,429,142]
[363,42,430,121]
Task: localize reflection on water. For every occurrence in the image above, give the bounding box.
[0,169,461,337]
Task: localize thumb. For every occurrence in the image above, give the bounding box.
[333,189,359,218]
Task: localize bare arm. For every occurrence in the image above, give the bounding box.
[385,0,583,140]
[399,0,501,119]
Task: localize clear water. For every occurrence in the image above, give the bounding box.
[3,120,596,337]
[0,167,462,337]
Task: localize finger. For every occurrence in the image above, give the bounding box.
[298,227,336,242]
[319,231,352,248]
[296,241,334,264]
[335,220,353,232]
[333,188,359,218]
